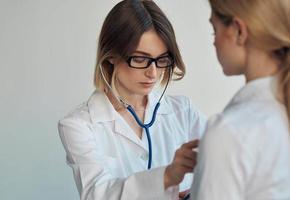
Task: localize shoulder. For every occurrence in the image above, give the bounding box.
[161,95,207,138]
[163,94,207,122]
[59,90,111,127]
[204,100,289,154]
[222,100,289,137]
[163,94,203,115]
[163,94,190,108]
[58,101,92,132]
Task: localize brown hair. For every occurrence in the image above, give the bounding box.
[209,0,290,118]
[94,0,185,91]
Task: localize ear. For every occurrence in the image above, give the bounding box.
[232,17,248,46]
[107,58,115,66]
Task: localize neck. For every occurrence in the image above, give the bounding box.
[122,94,148,111]
[244,47,280,83]
[105,88,148,111]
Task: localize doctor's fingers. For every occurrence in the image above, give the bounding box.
[179,160,196,172]
[172,160,196,175]
[175,155,197,170]
[175,147,197,160]
[180,139,199,150]
[184,148,197,160]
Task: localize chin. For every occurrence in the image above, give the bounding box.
[223,70,236,76]
[139,87,154,96]
[222,67,242,76]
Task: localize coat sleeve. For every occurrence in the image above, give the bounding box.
[187,98,207,140]
[58,117,178,200]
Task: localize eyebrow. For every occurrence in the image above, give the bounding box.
[132,50,169,57]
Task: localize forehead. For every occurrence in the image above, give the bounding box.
[134,29,168,57]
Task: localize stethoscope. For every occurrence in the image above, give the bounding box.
[100,63,172,170]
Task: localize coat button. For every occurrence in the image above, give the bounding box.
[140,153,149,160]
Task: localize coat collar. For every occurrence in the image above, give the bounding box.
[87,89,172,151]
[87,89,172,123]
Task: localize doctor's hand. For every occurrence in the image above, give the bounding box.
[164,139,199,190]
[179,189,190,200]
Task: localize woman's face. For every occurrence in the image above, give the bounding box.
[210,12,245,76]
[114,29,169,97]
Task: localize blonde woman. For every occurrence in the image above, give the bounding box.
[190,0,290,199]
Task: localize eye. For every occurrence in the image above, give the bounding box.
[158,57,170,64]
[131,57,147,63]
[157,56,173,67]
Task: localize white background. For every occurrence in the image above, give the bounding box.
[0,0,243,199]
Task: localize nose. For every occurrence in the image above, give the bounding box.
[145,61,157,78]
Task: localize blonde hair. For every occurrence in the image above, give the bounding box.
[209,0,290,118]
[94,0,185,92]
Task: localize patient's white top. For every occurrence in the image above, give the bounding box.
[191,76,290,200]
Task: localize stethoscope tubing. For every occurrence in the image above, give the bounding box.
[127,102,160,169]
[100,63,172,169]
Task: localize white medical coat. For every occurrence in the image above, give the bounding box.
[191,76,290,200]
[58,90,206,200]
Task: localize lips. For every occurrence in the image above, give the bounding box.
[139,82,155,87]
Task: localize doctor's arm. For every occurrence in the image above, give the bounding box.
[58,117,194,200]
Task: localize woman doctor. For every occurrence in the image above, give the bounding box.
[190,0,290,199]
[58,0,206,199]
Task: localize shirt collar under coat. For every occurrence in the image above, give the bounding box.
[87,89,172,123]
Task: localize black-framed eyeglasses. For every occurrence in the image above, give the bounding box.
[126,54,174,69]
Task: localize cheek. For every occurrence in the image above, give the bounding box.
[116,65,141,83]
[157,68,165,77]
[116,63,133,76]
[214,33,231,59]
[214,38,224,62]
[156,68,167,82]
[114,65,127,82]
[213,33,224,48]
